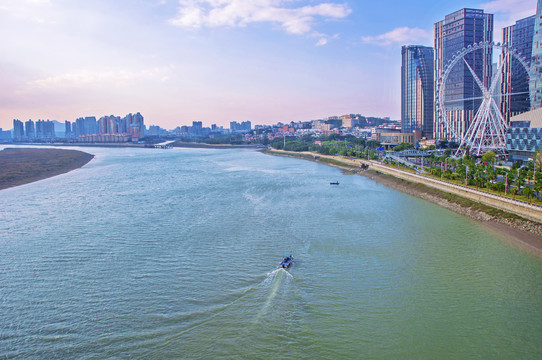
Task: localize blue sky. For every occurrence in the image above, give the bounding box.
[0,0,538,129]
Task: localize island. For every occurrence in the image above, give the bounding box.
[0,148,94,190]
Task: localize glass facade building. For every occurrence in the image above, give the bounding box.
[531,0,542,109]
[401,45,434,137]
[506,108,542,161]
[434,8,493,140]
[501,15,535,122]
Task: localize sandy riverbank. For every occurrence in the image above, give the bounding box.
[265,149,542,257]
[0,148,94,190]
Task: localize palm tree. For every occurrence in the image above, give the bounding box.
[522,186,534,203]
[535,150,542,172]
[534,181,542,202]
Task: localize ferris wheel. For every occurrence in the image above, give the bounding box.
[435,41,531,156]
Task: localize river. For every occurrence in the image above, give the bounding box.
[1,146,542,359]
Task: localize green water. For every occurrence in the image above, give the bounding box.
[1,146,541,359]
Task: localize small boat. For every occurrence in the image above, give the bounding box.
[280,253,294,268]
[330,181,339,185]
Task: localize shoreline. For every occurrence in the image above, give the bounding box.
[171,142,262,149]
[0,148,94,191]
[264,149,542,257]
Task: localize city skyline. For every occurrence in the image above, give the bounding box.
[0,0,537,130]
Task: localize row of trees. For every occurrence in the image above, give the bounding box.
[394,150,542,202]
[270,134,382,159]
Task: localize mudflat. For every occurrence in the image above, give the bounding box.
[0,148,94,190]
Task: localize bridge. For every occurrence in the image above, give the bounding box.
[153,140,175,149]
[385,149,446,158]
[385,153,421,170]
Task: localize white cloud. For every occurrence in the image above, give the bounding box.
[480,0,537,36]
[481,0,534,16]
[23,66,174,92]
[361,27,431,47]
[316,38,327,46]
[168,0,351,35]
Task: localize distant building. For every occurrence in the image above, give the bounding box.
[65,120,75,138]
[75,116,98,136]
[13,119,24,141]
[35,120,55,139]
[230,121,251,133]
[98,115,117,134]
[147,125,167,137]
[342,118,360,128]
[379,131,422,148]
[507,107,542,161]
[0,128,12,142]
[501,15,535,122]
[25,119,35,139]
[434,8,493,140]
[531,0,542,109]
[401,45,434,137]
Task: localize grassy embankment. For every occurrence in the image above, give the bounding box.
[382,160,541,204]
[0,148,94,190]
[376,171,523,220]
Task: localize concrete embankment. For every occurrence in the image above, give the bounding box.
[362,159,542,224]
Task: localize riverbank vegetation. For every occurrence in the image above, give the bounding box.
[0,148,94,190]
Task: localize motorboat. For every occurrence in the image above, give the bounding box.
[330,181,339,185]
[280,253,293,268]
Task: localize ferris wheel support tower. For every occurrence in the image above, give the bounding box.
[436,41,531,157]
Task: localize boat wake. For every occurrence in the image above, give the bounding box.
[254,268,294,321]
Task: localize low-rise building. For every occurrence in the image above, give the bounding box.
[377,130,422,148]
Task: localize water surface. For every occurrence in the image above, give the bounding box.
[1,146,542,359]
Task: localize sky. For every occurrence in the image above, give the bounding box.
[0,0,538,130]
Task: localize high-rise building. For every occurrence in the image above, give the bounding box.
[401,45,434,137]
[35,120,55,139]
[13,119,24,140]
[434,8,493,140]
[75,116,98,136]
[25,119,35,139]
[531,0,542,109]
[98,115,121,134]
[124,113,144,137]
[65,120,73,138]
[501,15,535,122]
